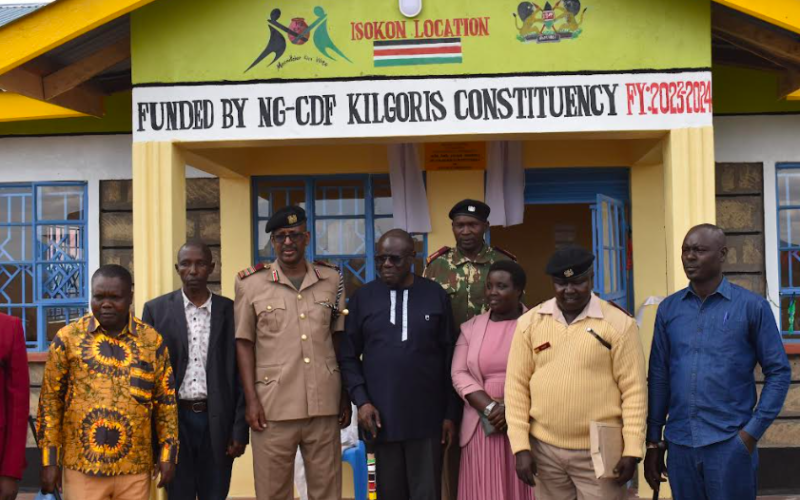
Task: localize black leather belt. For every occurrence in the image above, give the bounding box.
[178,400,208,413]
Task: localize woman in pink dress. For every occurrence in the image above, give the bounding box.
[452,261,534,500]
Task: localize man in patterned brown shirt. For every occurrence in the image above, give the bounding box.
[37,265,178,500]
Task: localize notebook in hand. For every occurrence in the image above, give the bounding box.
[590,421,623,479]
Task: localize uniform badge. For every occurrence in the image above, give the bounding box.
[288,214,298,224]
[534,342,551,353]
[564,269,574,278]
[425,314,430,321]
[467,205,476,212]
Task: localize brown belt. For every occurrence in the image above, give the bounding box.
[178,400,208,413]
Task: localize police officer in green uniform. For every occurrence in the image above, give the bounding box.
[424,199,517,328]
[423,199,516,500]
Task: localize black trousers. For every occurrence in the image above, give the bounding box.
[167,408,234,500]
[374,437,443,500]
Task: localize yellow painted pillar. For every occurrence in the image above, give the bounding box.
[426,170,485,251]
[219,176,253,299]
[132,141,186,317]
[219,175,257,498]
[663,126,716,293]
[635,126,715,499]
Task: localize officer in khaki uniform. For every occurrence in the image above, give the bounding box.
[424,199,515,500]
[235,205,350,500]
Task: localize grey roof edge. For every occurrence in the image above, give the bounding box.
[0,3,49,30]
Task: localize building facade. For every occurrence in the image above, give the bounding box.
[1,0,799,496]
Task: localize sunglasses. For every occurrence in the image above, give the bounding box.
[375,253,410,265]
[271,232,306,243]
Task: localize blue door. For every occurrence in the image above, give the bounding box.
[592,194,629,310]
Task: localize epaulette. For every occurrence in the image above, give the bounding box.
[313,260,340,271]
[426,246,451,265]
[237,262,269,280]
[607,300,633,317]
[494,246,517,261]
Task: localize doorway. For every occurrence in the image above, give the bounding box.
[491,168,632,311]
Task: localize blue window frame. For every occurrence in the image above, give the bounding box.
[253,175,426,297]
[0,182,88,351]
[776,163,800,342]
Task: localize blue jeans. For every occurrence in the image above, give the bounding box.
[667,434,758,500]
[167,408,234,500]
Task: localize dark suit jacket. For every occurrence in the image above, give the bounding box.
[0,313,29,479]
[143,290,248,461]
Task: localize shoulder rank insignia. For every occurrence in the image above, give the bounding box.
[607,300,633,317]
[313,260,340,271]
[426,246,451,265]
[494,246,517,261]
[237,262,269,280]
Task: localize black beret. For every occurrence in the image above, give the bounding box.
[546,245,595,279]
[265,205,307,233]
[449,199,490,222]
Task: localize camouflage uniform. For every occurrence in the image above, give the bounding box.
[423,244,516,328]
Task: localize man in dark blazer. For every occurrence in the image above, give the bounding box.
[0,313,29,500]
[143,240,248,500]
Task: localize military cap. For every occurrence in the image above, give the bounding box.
[546,245,595,279]
[449,199,490,222]
[265,205,307,233]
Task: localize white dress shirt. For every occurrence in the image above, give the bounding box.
[180,290,212,401]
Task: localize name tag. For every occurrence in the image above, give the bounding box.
[534,342,551,353]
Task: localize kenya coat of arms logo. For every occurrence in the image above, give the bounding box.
[513,0,588,43]
[246,6,351,72]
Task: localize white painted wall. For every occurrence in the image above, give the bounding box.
[0,133,211,283]
[714,114,800,322]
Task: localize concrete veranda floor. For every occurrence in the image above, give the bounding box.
[16,494,800,500]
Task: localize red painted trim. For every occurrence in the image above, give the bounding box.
[785,344,800,355]
[374,46,462,56]
[27,352,48,363]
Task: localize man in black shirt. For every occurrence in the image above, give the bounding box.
[339,229,460,500]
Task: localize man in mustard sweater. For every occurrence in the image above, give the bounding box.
[505,246,647,500]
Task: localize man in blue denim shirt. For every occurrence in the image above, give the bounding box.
[644,224,790,500]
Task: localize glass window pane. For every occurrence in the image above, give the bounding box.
[44,306,86,341]
[373,178,393,215]
[257,221,275,261]
[780,250,800,288]
[778,169,800,207]
[0,307,37,344]
[315,219,365,255]
[39,263,84,300]
[37,225,85,261]
[37,185,84,221]
[0,264,34,304]
[780,295,800,333]
[780,209,800,247]
[602,202,611,247]
[0,187,32,224]
[604,249,612,294]
[0,226,32,262]
[255,180,305,218]
[374,217,395,243]
[315,180,365,216]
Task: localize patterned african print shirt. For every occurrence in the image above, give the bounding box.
[36,314,178,476]
[423,244,515,328]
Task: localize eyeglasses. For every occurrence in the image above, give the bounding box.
[271,232,306,243]
[375,254,410,265]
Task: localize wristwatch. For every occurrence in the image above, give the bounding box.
[483,401,498,417]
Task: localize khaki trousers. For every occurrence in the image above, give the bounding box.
[252,415,342,500]
[62,468,151,500]
[532,439,627,500]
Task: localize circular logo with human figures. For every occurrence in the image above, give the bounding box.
[81,407,134,464]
